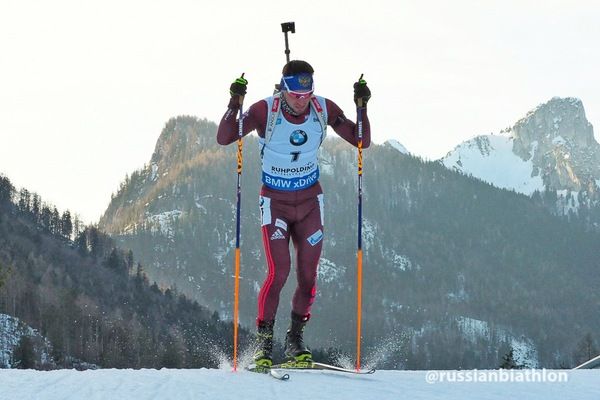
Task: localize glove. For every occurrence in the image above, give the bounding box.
[230,74,248,98]
[353,76,371,107]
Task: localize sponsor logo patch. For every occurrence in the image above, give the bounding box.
[307,229,323,246]
[263,170,319,191]
[311,97,323,112]
[289,130,308,146]
[271,229,285,240]
[275,218,288,231]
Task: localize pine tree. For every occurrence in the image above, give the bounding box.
[126,250,134,274]
[31,194,41,223]
[51,207,61,235]
[40,205,52,231]
[73,214,82,238]
[61,210,73,240]
[75,231,88,255]
[0,261,9,289]
[88,227,101,258]
[13,335,36,369]
[0,174,15,203]
[18,188,31,213]
[573,333,599,366]
[161,334,185,368]
[499,348,521,369]
[105,248,123,272]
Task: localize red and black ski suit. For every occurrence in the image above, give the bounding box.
[217,96,370,325]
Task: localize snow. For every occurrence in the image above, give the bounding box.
[318,147,334,176]
[214,246,228,265]
[362,219,376,250]
[317,257,345,283]
[442,135,545,195]
[146,210,183,238]
[320,161,334,176]
[385,249,413,271]
[195,201,207,213]
[456,316,538,367]
[457,316,489,339]
[0,314,53,369]
[385,139,409,154]
[0,368,598,399]
[194,194,212,213]
[511,337,539,368]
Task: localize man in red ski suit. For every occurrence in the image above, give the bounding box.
[217,60,371,368]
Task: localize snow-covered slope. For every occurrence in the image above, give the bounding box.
[0,368,598,400]
[0,314,54,369]
[441,97,600,197]
[442,135,544,195]
[384,139,410,155]
[457,316,538,368]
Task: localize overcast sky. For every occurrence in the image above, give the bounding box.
[1,0,599,223]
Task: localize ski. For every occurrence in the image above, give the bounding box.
[573,353,600,370]
[246,364,290,381]
[269,368,291,380]
[312,362,376,375]
[270,361,376,375]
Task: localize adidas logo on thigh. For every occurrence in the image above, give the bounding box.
[270,229,285,240]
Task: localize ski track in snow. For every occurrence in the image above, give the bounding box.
[1,369,599,400]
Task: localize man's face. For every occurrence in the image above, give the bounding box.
[283,91,312,114]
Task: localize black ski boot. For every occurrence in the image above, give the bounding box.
[284,312,312,367]
[251,320,274,372]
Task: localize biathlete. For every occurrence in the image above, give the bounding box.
[217,60,371,369]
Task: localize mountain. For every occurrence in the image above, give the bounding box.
[99,115,600,369]
[441,97,600,198]
[0,173,246,369]
[384,139,409,155]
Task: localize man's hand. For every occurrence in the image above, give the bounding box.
[230,74,248,101]
[353,76,371,107]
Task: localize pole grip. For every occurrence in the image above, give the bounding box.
[357,74,365,109]
[238,73,246,107]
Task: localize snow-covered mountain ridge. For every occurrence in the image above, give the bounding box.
[442,97,600,199]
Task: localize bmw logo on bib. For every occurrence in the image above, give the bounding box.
[290,130,308,146]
